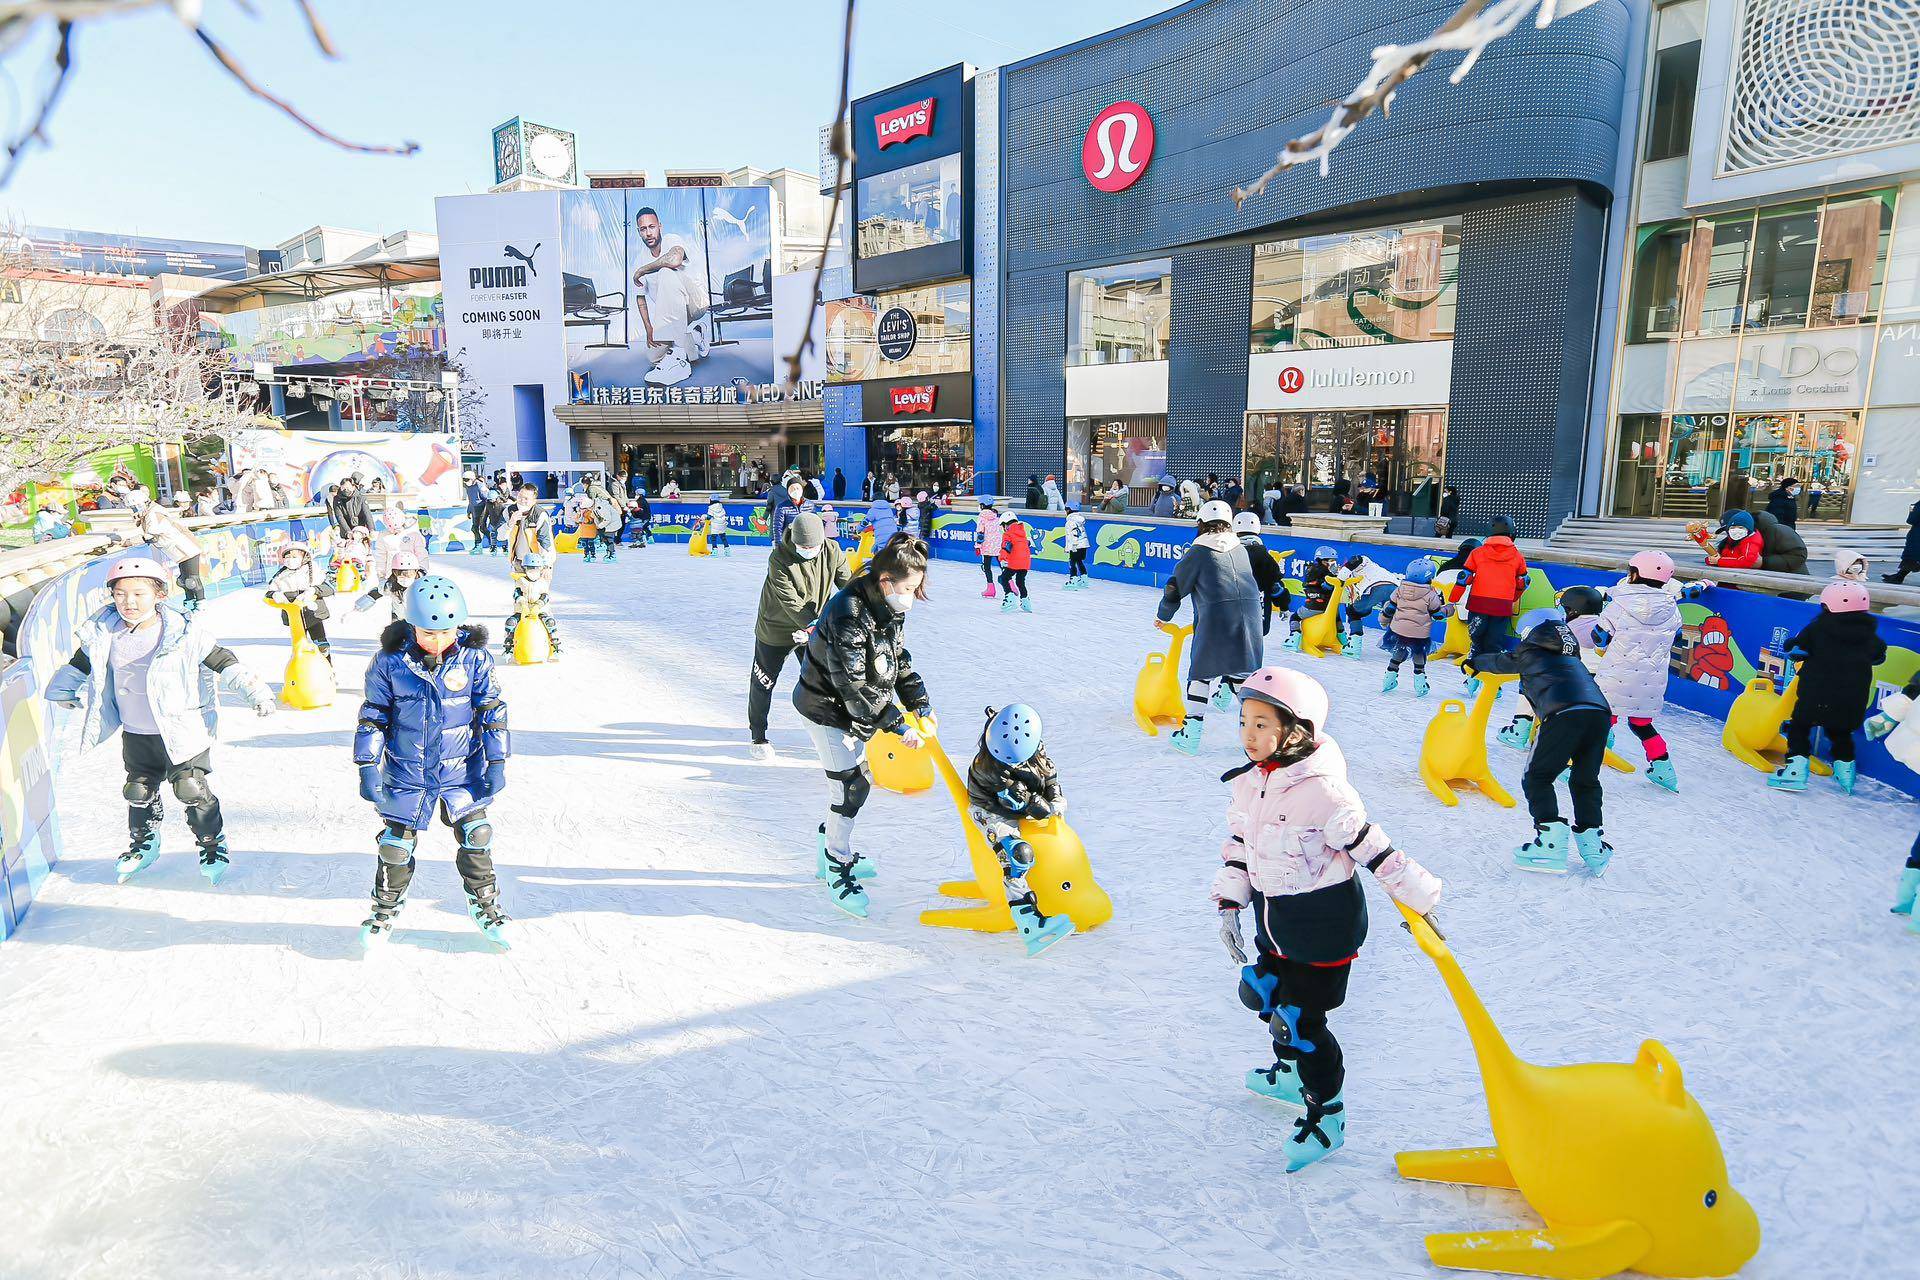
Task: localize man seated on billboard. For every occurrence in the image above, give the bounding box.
[631,205,712,387]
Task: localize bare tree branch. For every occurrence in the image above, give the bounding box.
[191,24,414,156]
[1233,0,1598,207]
[0,18,71,188]
[290,0,335,57]
[781,0,854,409]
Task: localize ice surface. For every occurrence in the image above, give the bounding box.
[2,548,1914,1278]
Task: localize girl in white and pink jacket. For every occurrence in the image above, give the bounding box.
[1213,665,1442,1173]
[975,498,1004,598]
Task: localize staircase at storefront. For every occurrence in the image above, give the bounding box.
[1549,516,1908,571]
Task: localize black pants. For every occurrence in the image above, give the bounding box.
[1787,714,1860,763]
[999,567,1028,598]
[1467,611,1508,659]
[980,554,997,583]
[466,501,485,544]
[1069,548,1088,576]
[748,639,794,743]
[301,608,330,654]
[1240,939,1351,1102]
[123,731,221,841]
[1523,707,1608,829]
[504,608,562,652]
[1886,560,1917,583]
[176,554,206,606]
[377,806,494,900]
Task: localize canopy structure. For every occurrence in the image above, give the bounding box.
[189,256,441,313]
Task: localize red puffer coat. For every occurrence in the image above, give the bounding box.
[1000,519,1032,571]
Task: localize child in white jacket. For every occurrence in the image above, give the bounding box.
[1063,506,1091,590]
[1212,666,1441,1173]
[706,498,731,557]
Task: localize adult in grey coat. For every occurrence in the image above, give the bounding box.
[1155,506,1263,754]
[1754,510,1808,575]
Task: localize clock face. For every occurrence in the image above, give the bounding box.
[530,131,572,180]
[493,125,522,182]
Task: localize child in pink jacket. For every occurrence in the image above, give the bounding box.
[975,497,1004,598]
[1213,666,1442,1172]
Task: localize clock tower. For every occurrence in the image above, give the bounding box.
[490,118,581,192]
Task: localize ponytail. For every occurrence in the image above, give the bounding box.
[869,532,931,600]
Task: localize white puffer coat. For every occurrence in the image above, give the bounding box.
[1593,582,1681,718]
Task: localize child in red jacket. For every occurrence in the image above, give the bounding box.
[1449,516,1529,689]
[1705,510,1762,569]
[998,514,1034,614]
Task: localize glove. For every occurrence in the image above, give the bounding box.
[353,594,376,613]
[357,764,385,805]
[48,690,82,710]
[1219,907,1248,965]
[898,724,925,750]
[790,629,811,646]
[479,759,507,798]
[1866,712,1897,741]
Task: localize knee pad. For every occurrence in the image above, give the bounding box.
[455,816,493,850]
[827,764,871,818]
[123,775,161,807]
[377,829,417,865]
[1269,1002,1318,1056]
[170,769,214,808]
[996,836,1035,877]
[1238,964,1280,1016]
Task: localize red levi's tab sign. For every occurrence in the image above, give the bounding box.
[875,98,936,149]
[890,384,937,414]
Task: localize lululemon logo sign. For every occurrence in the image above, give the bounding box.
[1083,101,1154,193]
[1277,367,1305,394]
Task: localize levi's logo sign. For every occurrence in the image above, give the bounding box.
[890,384,936,414]
[875,98,935,148]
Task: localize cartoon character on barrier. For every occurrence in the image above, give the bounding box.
[1687,614,1736,691]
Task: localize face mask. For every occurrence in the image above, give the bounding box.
[1726,527,1750,542]
[794,544,821,560]
[416,630,457,656]
[883,590,915,614]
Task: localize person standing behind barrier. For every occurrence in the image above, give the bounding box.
[463,471,486,554]
[769,476,810,545]
[791,534,936,918]
[749,512,849,761]
[975,497,1004,598]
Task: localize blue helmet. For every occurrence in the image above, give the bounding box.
[1405,558,1437,585]
[985,703,1043,766]
[404,575,468,630]
[1516,606,1566,637]
[523,551,549,571]
[1314,545,1337,563]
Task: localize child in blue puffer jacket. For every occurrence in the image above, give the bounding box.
[353,574,513,949]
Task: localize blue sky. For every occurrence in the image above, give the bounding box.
[1,0,1166,249]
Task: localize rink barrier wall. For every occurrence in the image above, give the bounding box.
[645,500,1920,801]
[0,505,465,942]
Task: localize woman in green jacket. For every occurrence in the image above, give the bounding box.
[748,511,849,758]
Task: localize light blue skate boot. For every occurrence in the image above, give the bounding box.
[1285,1091,1346,1172]
[1412,673,1430,697]
[1768,755,1810,792]
[1281,630,1302,653]
[1891,866,1919,916]
[1833,760,1857,795]
[1211,683,1237,712]
[815,824,873,881]
[1000,593,1017,614]
[1514,821,1570,874]
[465,884,512,949]
[196,835,230,886]
[1019,597,1033,614]
[1463,676,1483,700]
[1381,671,1399,694]
[816,827,869,918]
[1341,633,1362,659]
[1496,714,1535,752]
[118,827,161,882]
[1645,758,1678,792]
[1573,826,1614,876]
[1009,892,1074,956]
[1168,719,1205,755]
[1246,1058,1305,1106]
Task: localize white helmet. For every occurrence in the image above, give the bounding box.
[1198,499,1234,525]
[1232,510,1261,535]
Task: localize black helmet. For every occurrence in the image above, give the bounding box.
[1557,585,1605,619]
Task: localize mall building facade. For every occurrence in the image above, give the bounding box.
[1602,0,1920,527]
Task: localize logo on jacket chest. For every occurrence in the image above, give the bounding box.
[443,667,469,693]
[873,650,893,679]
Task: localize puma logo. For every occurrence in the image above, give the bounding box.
[504,243,540,277]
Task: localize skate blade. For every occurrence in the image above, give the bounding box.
[1021,921,1075,957]
[1512,859,1570,875]
[828,888,870,920]
[477,926,512,950]
[199,861,229,886]
[117,855,157,882]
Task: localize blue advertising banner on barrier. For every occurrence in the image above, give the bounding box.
[646,500,1920,799]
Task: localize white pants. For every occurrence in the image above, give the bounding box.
[645,272,711,364]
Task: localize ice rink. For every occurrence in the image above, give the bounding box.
[3,543,1915,1279]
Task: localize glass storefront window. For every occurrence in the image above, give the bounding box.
[856,154,963,259]
[1727,410,1859,519]
[1628,222,1691,342]
[826,283,971,383]
[1068,414,1166,507]
[1811,193,1896,325]
[1251,217,1459,352]
[1243,410,1446,515]
[1066,259,1171,366]
[1607,411,1861,522]
[869,423,972,498]
[1612,414,1664,517]
[1645,41,1700,163]
[1747,205,1820,330]
[1683,215,1754,337]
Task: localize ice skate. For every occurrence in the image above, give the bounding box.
[358,895,405,950]
[1768,755,1810,792]
[1008,891,1073,956]
[117,828,160,882]
[196,835,230,886]
[981,583,997,598]
[1573,826,1613,876]
[1168,719,1204,755]
[1340,633,1361,660]
[750,742,775,762]
[1000,594,1017,614]
[1381,671,1398,694]
[1892,866,1919,916]
[1514,821,1570,874]
[1210,683,1237,712]
[1463,676,1482,700]
[1019,597,1033,614]
[1280,631,1302,653]
[466,884,512,949]
[815,823,874,880]
[1284,1091,1345,1172]
[1411,673,1430,697]
[1645,758,1679,792]
[1832,760,1857,795]
[1496,714,1534,752]
[1246,1058,1304,1107]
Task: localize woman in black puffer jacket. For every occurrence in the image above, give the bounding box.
[792,534,935,916]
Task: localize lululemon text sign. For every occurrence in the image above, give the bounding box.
[1083,102,1154,193]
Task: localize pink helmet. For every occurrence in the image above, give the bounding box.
[1238,666,1331,741]
[105,555,169,586]
[1819,581,1871,614]
[389,551,423,574]
[279,542,311,563]
[1628,549,1675,584]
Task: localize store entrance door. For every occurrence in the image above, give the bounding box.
[1726,410,1860,522]
[1244,409,1446,515]
[1655,413,1729,520]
